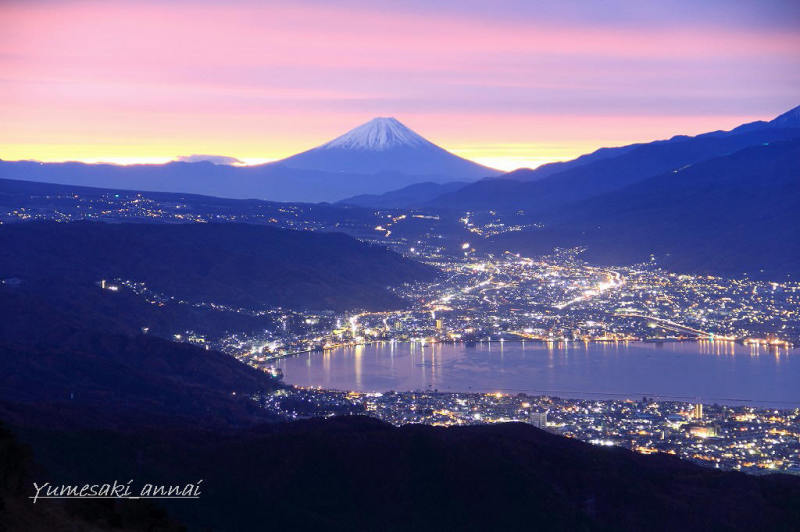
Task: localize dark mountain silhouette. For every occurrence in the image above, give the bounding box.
[489,144,643,183]
[7,416,800,531]
[0,280,282,430]
[0,334,280,431]
[491,139,800,280]
[0,421,182,531]
[427,106,800,213]
[770,104,800,128]
[0,159,455,203]
[0,222,437,311]
[338,180,468,208]
[500,104,800,184]
[0,175,380,229]
[0,118,499,203]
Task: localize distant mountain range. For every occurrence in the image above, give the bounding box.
[3,105,798,280]
[492,139,800,279]
[390,105,800,212]
[335,104,800,280]
[338,180,469,208]
[0,118,499,203]
[499,105,800,184]
[341,105,799,210]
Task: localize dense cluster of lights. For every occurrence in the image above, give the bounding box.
[257,387,800,474]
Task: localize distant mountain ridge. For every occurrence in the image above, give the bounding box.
[0,159,455,203]
[0,117,499,203]
[338,181,469,209]
[500,103,800,184]
[770,105,800,128]
[425,105,800,213]
[491,139,800,280]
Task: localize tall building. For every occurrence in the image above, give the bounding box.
[693,403,703,420]
[529,410,547,429]
[435,319,443,330]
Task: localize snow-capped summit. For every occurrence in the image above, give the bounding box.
[273,117,501,179]
[320,117,433,151]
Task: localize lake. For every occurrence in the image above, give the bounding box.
[276,340,800,406]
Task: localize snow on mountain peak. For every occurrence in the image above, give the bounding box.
[321,117,434,151]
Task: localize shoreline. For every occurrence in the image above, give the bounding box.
[269,339,799,409]
[267,336,796,361]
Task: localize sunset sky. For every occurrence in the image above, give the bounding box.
[2,0,798,170]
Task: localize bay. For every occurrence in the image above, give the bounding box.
[276,340,800,407]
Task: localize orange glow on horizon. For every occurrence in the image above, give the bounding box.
[0,113,769,171]
[1,1,796,172]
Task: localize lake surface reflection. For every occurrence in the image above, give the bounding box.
[276,341,800,406]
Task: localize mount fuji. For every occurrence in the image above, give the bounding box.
[273,117,500,179]
[0,117,499,203]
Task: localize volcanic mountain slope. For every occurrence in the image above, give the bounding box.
[0,118,499,202]
[274,117,499,179]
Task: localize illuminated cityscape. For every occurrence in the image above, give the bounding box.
[258,387,800,474]
[2,174,798,480]
[5,187,797,349]
[3,0,799,527]
[35,192,794,476]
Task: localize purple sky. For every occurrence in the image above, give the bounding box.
[1,0,798,169]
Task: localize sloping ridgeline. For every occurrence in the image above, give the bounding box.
[0,283,283,430]
[0,221,438,311]
[428,119,800,214]
[10,417,800,531]
[491,139,800,280]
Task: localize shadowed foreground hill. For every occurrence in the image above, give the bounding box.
[0,292,281,431]
[0,221,437,311]
[0,334,280,431]
[12,416,800,532]
[0,422,183,531]
[0,277,283,432]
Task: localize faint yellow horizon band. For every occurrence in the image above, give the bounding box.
[0,141,604,172]
[451,142,602,171]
